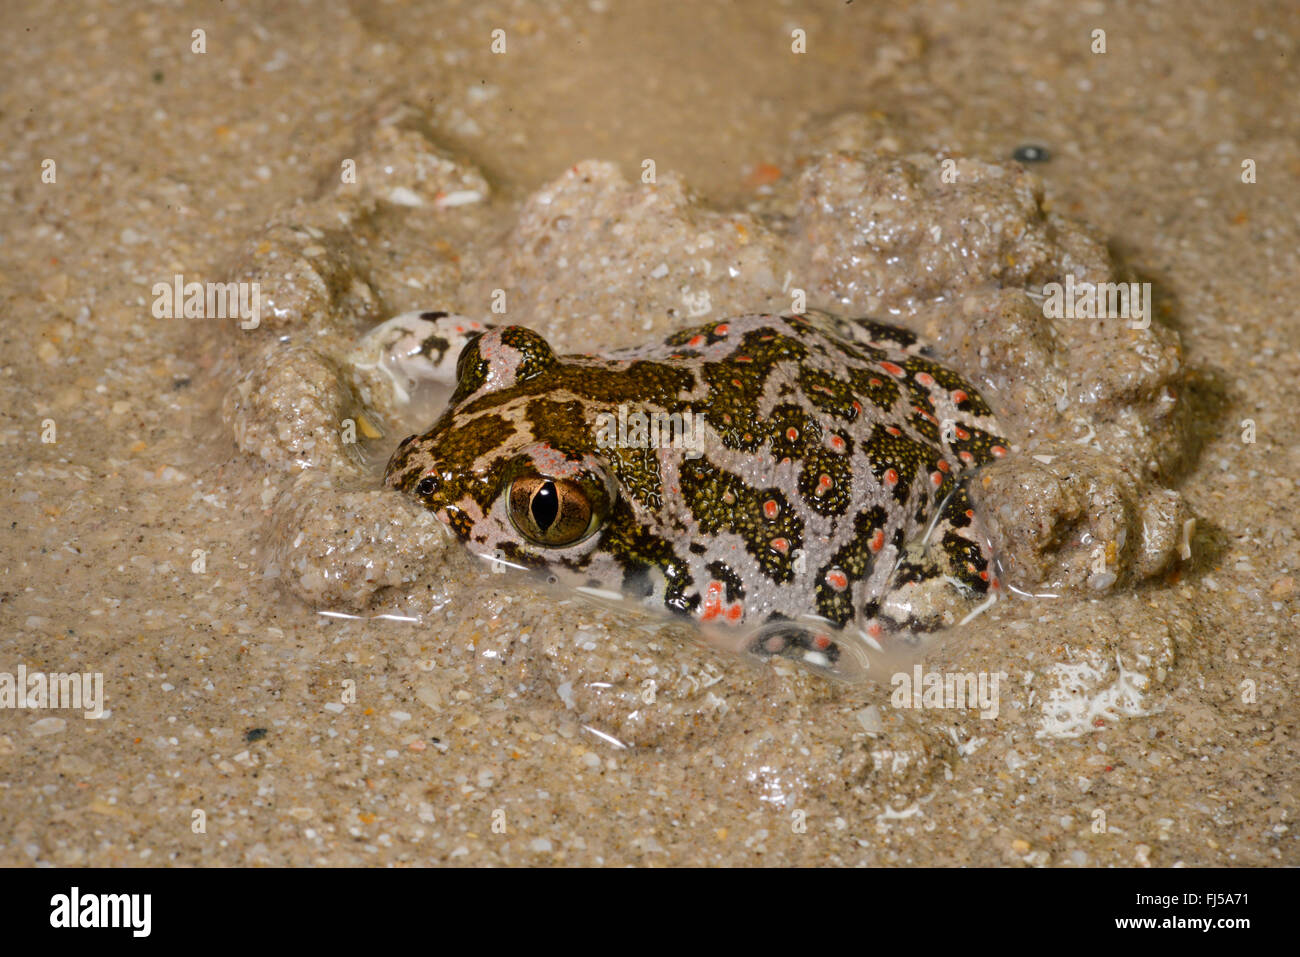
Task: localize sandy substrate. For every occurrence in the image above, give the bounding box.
[1,0,1297,866]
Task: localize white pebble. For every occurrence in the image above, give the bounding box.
[556,681,575,709]
[855,705,883,734]
[387,186,425,207]
[1087,571,1116,590]
[31,717,67,736]
[434,190,484,208]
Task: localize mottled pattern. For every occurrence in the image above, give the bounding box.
[379,310,1009,675]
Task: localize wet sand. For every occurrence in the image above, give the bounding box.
[2,0,1297,866]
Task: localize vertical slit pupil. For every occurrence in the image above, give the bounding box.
[531,481,559,532]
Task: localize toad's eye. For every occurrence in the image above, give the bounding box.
[506,476,599,547]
